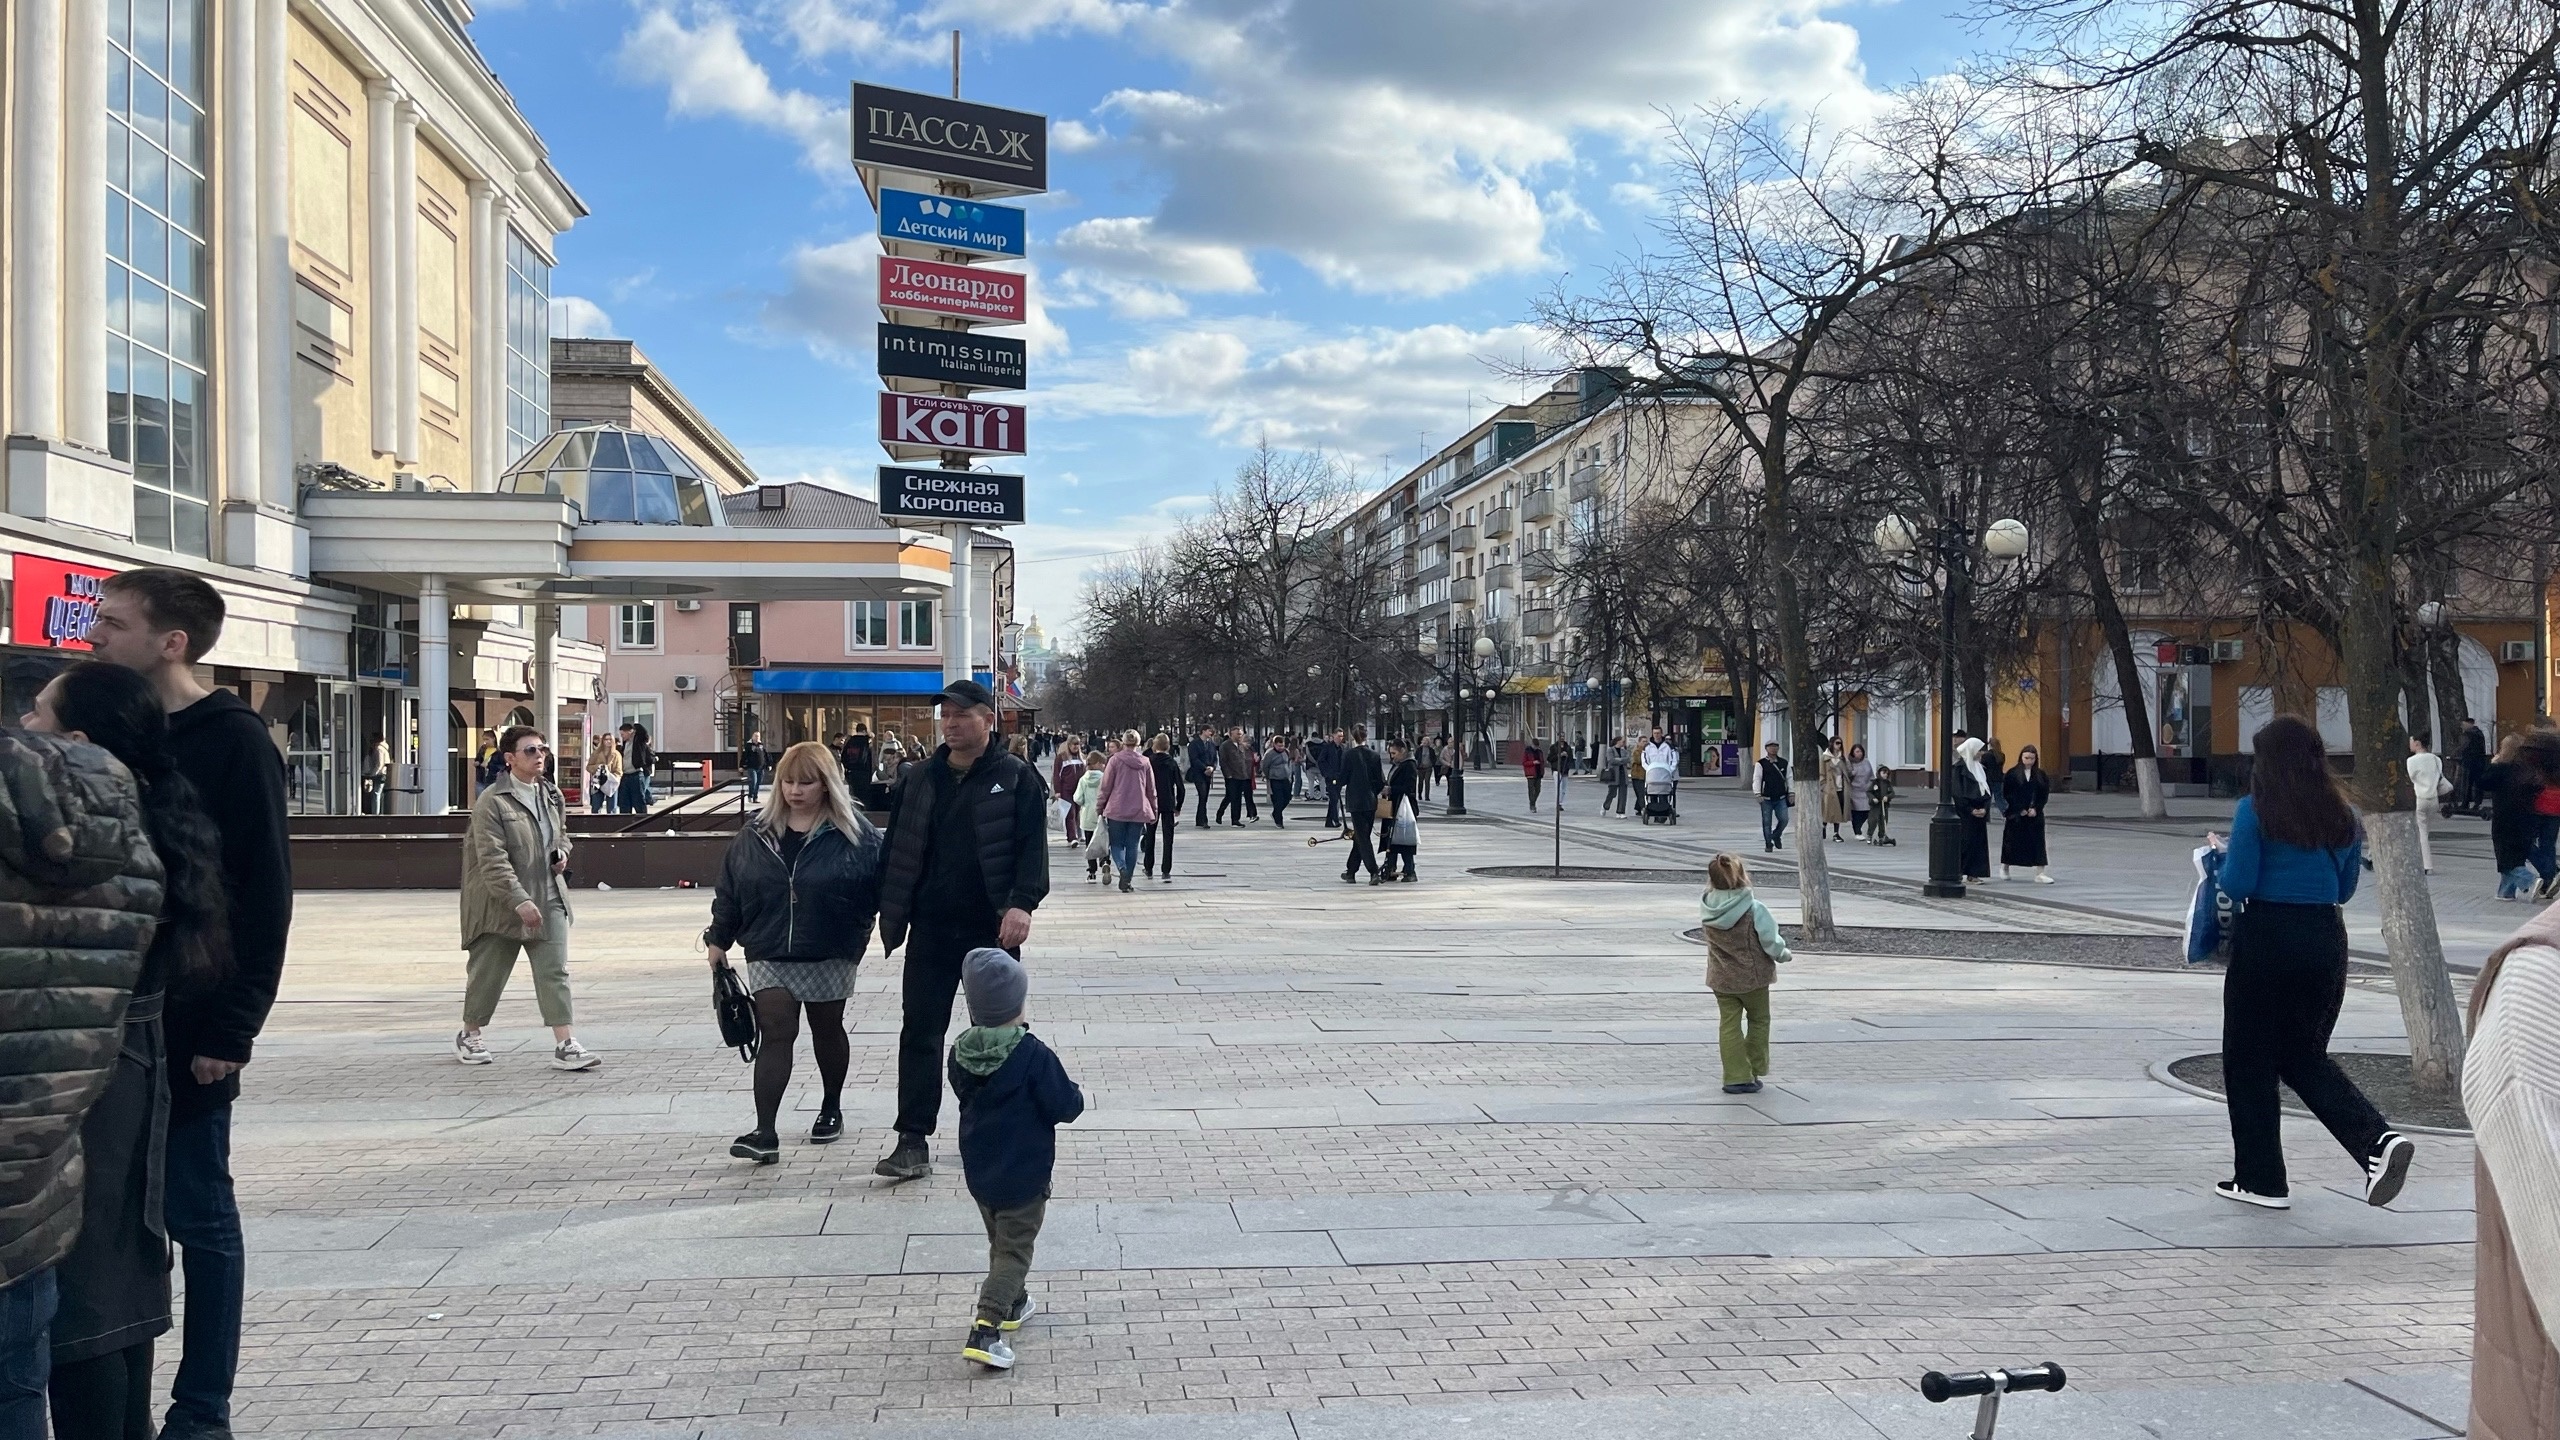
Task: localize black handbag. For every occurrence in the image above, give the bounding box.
[711,962,760,1062]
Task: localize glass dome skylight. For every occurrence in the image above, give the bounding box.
[499,424,720,526]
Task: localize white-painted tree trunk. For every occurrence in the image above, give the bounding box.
[1793,776,1836,940]
[2364,808,2466,1098]
[2134,754,2166,820]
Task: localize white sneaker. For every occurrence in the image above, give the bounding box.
[2213,1179,2291,1209]
[551,1038,601,1071]
[454,1029,491,1065]
[2034,870,2055,885]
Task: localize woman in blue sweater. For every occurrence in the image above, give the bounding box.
[2213,715,2414,1210]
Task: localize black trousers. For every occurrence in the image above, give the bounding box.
[2223,901,2388,1196]
[50,1339,153,1440]
[1218,778,1248,826]
[1344,812,1380,878]
[1142,816,1174,874]
[1324,781,1343,827]
[1191,771,1213,827]
[896,918,1003,1138]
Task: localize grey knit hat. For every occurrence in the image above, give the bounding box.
[962,948,1028,1025]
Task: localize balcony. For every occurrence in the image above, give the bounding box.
[1417,511,1451,545]
[1450,524,1479,552]
[1486,563,1519,592]
[1522,549,1559,582]
[1415,558,1451,584]
[1569,464,1603,501]
[1523,489,1557,523]
[1448,576,1479,604]
[1482,506,1516,539]
[1523,608,1559,638]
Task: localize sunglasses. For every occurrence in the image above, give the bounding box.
[515,744,549,756]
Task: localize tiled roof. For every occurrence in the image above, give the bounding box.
[722,483,885,529]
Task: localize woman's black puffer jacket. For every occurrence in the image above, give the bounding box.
[704,816,882,962]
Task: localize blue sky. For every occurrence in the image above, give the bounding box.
[471,0,1988,635]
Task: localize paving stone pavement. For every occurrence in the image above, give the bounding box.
[204,804,2482,1437]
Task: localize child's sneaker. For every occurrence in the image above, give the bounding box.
[998,1294,1036,1332]
[963,1324,1014,1370]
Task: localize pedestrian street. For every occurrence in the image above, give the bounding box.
[221,807,2473,1438]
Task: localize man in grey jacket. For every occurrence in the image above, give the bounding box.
[0,731,162,1437]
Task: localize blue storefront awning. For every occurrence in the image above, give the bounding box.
[752,668,997,696]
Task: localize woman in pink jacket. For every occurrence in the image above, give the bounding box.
[1095,728,1160,892]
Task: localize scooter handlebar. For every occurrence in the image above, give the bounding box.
[1921,1364,2066,1403]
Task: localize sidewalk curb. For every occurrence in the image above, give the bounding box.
[2146,1055,2476,1137]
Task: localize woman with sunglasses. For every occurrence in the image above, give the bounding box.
[455,725,599,1071]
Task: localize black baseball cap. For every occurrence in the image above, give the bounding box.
[938,678,997,712]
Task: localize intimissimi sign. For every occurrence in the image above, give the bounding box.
[852,84,1047,193]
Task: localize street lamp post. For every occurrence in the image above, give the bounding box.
[1874,511,2031,900]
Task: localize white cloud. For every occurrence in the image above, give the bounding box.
[1046,319,1561,470]
[615,8,847,173]
[549,295,618,337]
[1050,216,1256,293]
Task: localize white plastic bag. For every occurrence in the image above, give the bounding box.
[1390,797,1419,849]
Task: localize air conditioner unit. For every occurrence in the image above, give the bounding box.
[2211,639,2246,663]
[672,675,700,693]
[674,599,703,612]
[2503,640,2537,664]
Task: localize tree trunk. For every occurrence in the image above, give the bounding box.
[2339,561,2466,1102]
[2064,472,2167,818]
[1760,442,1837,943]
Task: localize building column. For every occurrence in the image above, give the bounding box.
[218,0,260,503]
[391,99,419,465]
[61,0,108,447]
[418,574,450,811]
[465,179,496,487]
[10,0,66,438]
[252,0,289,502]
[945,526,972,689]
[532,604,561,790]
[364,79,398,456]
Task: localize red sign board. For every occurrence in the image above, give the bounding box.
[878,256,1027,325]
[878,392,1026,456]
[11,556,116,650]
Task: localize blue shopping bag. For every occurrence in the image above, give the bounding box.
[2185,843,2235,963]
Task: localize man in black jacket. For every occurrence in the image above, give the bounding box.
[1185,726,1219,828]
[1338,724,1386,883]
[89,568,291,1440]
[1315,728,1348,827]
[870,679,1049,1180]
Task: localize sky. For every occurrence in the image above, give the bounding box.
[470,0,1992,640]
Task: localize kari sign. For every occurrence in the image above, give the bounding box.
[11,556,115,649]
[879,257,1026,325]
[880,393,1026,456]
[878,466,1026,525]
[878,188,1025,260]
[852,84,1047,193]
[876,323,1026,391]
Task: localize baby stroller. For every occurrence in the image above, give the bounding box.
[1642,762,1679,824]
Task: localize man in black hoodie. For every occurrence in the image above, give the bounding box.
[869,680,1048,1181]
[89,568,290,1440]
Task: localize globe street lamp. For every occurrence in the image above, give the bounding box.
[1874,512,2031,899]
[1471,635,1496,770]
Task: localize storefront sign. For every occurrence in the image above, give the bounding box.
[852,84,1047,193]
[877,187,1025,260]
[879,257,1026,325]
[876,324,1026,390]
[877,466,1026,525]
[879,393,1026,456]
[11,556,115,650]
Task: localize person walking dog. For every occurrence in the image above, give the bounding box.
[456,726,599,1073]
[705,742,881,1165]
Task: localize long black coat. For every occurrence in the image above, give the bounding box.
[2487,761,2542,872]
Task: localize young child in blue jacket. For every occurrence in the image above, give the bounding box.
[951,948,1085,1370]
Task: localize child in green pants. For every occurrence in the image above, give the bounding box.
[1699,852,1792,1093]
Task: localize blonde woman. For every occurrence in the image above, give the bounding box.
[586,729,623,813]
[705,741,883,1164]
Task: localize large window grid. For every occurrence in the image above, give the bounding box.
[503,231,551,466]
[109,0,211,555]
